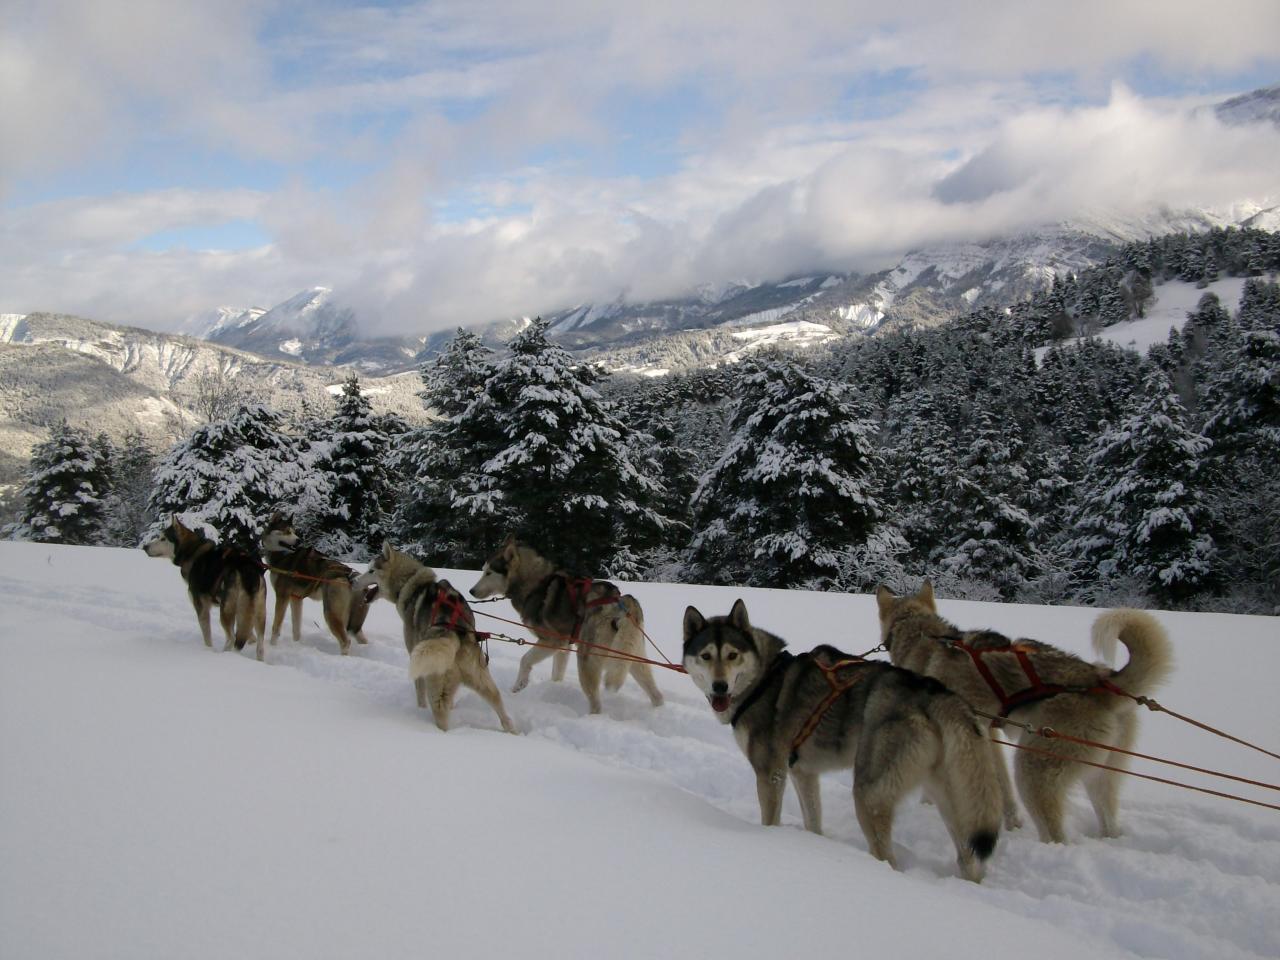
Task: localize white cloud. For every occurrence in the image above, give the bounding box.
[2,2,1279,333]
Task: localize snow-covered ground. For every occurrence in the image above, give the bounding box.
[2,541,1277,960]
[1036,277,1249,362]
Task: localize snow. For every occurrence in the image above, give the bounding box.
[2,540,1278,960]
[722,304,802,328]
[1035,277,1249,362]
[835,302,885,327]
[278,337,304,356]
[729,320,834,343]
[0,313,28,341]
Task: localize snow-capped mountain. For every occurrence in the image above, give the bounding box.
[1214,82,1280,128]
[189,287,439,372]
[0,311,428,484]
[167,83,1279,375]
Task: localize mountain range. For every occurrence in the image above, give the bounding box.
[2,83,1277,483]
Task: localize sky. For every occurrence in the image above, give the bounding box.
[2,0,1279,335]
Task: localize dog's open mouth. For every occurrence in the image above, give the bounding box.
[710,694,731,713]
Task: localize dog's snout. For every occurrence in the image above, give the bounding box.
[711,680,728,695]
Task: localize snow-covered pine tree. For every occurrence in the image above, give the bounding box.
[102,430,157,547]
[8,420,109,544]
[1201,294,1280,604]
[934,410,1037,598]
[879,387,957,569]
[393,329,504,565]
[1071,368,1217,604]
[460,318,667,573]
[148,404,302,549]
[688,357,883,589]
[300,374,394,559]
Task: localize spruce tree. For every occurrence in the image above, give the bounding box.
[453,319,667,573]
[102,430,157,547]
[1072,369,1217,603]
[9,420,109,544]
[302,374,394,559]
[688,358,883,589]
[149,404,302,549]
[935,410,1036,597]
[394,330,504,565]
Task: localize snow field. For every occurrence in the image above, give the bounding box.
[2,541,1278,960]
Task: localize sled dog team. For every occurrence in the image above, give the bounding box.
[145,515,1174,882]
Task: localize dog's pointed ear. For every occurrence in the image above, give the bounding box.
[728,598,750,631]
[875,584,894,617]
[381,541,394,560]
[918,579,936,611]
[683,606,706,641]
[500,532,517,556]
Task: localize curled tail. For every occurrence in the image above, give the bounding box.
[409,635,460,682]
[603,595,645,691]
[931,695,1003,872]
[1092,609,1175,696]
[347,574,371,635]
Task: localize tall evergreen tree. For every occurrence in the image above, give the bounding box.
[149,404,302,548]
[935,410,1036,598]
[451,319,667,572]
[394,330,503,565]
[1069,369,1217,603]
[688,358,883,589]
[301,374,394,559]
[102,430,157,547]
[9,420,109,544]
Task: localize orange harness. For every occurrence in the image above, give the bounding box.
[788,653,870,766]
[560,575,626,642]
[947,634,1115,718]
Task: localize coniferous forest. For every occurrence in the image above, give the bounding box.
[8,227,1280,614]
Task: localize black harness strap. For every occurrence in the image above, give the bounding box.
[730,651,795,728]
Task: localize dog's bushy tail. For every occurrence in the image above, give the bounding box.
[931,695,1003,867]
[409,634,460,682]
[347,575,371,635]
[1093,609,1175,696]
[602,595,644,691]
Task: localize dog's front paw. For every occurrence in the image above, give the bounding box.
[511,676,529,694]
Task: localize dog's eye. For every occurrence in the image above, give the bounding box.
[726,651,738,661]
[700,652,712,661]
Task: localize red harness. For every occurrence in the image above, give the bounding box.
[429,589,473,634]
[949,634,1112,717]
[560,576,625,642]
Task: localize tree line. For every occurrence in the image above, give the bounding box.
[6,228,1279,614]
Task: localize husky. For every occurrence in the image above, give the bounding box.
[260,512,370,655]
[360,543,515,733]
[683,599,1002,882]
[875,581,1175,843]
[143,516,267,661]
[469,535,664,715]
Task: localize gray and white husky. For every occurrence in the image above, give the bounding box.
[876,582,1174,843]
[360,544,515,733]
[260,512,370,654]
[470,535,663,714]
[683,599,1003,882]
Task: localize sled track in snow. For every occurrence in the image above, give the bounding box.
[10,574,1280,960]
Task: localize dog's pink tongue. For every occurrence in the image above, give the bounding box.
[711,694,731,713]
